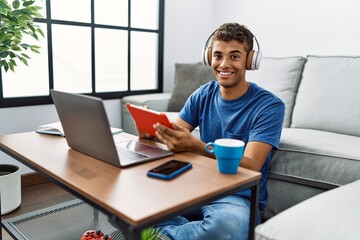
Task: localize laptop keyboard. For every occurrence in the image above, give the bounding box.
[115,145,149,162]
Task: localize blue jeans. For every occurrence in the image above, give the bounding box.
[155,195,261,240]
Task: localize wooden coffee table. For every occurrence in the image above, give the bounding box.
[0,132,261,239]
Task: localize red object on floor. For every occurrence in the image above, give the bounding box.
[80,230,111,240]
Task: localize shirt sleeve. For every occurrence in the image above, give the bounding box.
[249,99,285,149]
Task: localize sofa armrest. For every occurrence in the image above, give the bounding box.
[121,93,171,135]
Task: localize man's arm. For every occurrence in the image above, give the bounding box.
[154,117,214,158]
[241,141,273,171]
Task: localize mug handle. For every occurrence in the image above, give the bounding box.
[205,142,215,154]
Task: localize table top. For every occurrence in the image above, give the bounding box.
[0,131,261,227]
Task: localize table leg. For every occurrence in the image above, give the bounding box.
[248,183,259,240]
[110,215,141,240]
[1,190,2,240]
[127,226,141,240]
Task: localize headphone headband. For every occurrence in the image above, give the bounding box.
[201,29,262,70]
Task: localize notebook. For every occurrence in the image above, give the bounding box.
[36,121,123,137]
[50,90,173,167]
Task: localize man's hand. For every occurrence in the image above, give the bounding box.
[154,122,200,152]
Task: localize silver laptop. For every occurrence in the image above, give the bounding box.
[50,90,173,167]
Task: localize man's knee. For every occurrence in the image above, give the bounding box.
[207,209,249,240]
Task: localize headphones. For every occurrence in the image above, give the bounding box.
[201,29,262,70]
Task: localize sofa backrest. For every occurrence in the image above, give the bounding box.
[291,55,360,137]
[168,62,215,112]
[246,57,306,127]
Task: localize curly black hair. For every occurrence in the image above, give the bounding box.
[212,23,254,52]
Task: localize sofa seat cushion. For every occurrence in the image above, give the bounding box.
[255,179,360,240]
[269,128,360,188]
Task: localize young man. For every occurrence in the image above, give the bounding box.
[139,23,285,239]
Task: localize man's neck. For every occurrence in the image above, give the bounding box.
[220,80,250,100]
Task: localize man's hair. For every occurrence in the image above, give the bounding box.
[212,23,254,52]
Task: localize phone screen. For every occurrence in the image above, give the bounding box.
[149,160,190,176]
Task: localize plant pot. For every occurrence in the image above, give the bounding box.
[0,164,21,215]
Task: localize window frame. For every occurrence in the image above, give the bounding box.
[0,0,165,108]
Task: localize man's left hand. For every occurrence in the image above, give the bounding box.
[154,122,196,152]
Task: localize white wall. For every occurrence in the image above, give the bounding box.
[162,0,216,92]
[213,0,360,57]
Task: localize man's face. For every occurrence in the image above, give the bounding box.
[211,40,247,89]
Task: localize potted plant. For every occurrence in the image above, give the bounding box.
[0,164,21,215]
[141,227,163,240]
[0,0,43,72]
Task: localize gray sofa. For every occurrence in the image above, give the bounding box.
[121,56,360,221]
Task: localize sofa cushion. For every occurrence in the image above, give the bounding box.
[291,55,360,136]
[265,127,360,218]
[247,57,306,127]
[255,179,360,240]
[168,62,215,112]
[269,128,360,188]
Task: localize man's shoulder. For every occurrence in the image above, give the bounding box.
[194,80,218,96]
[250,82,284,105]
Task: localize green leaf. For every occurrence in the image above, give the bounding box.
[17,19,26,27]
[3,33,13,41]
[12,0,20,9]
[12,38,21,45]
[33,11,43,18]
[0,51,9,58]
[11,9,23,16]
[9,59,15,72]
[30,47,40,54]
[4,61,9,72]
[0,45,9,51]
[27,6,43,11]
[10,59,17,66]
[0,1,9,15]
[20,56,28,66]
[28,24,35,33]
[3,39,12,46]
[7,15,18,24]
[20,43,31,49]
[11,45,21,51]
[37,27,44,37]
[21,53,30,59]
[141,227,162,240]
[19,14,32,22]
[14,31,22,38]
[30,45,40,49]
[23,1,35,7]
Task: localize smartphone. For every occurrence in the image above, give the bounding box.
[147,160,192,180]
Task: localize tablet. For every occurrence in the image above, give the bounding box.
[126,103,173,136]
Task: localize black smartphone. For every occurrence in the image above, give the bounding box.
[147,160,192,180]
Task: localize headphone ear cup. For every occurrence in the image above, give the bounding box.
[246,50,254,70]
[206,47,212,65]
[252,49,262,70]
[201,46,212,66]
[202,47,210,65]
